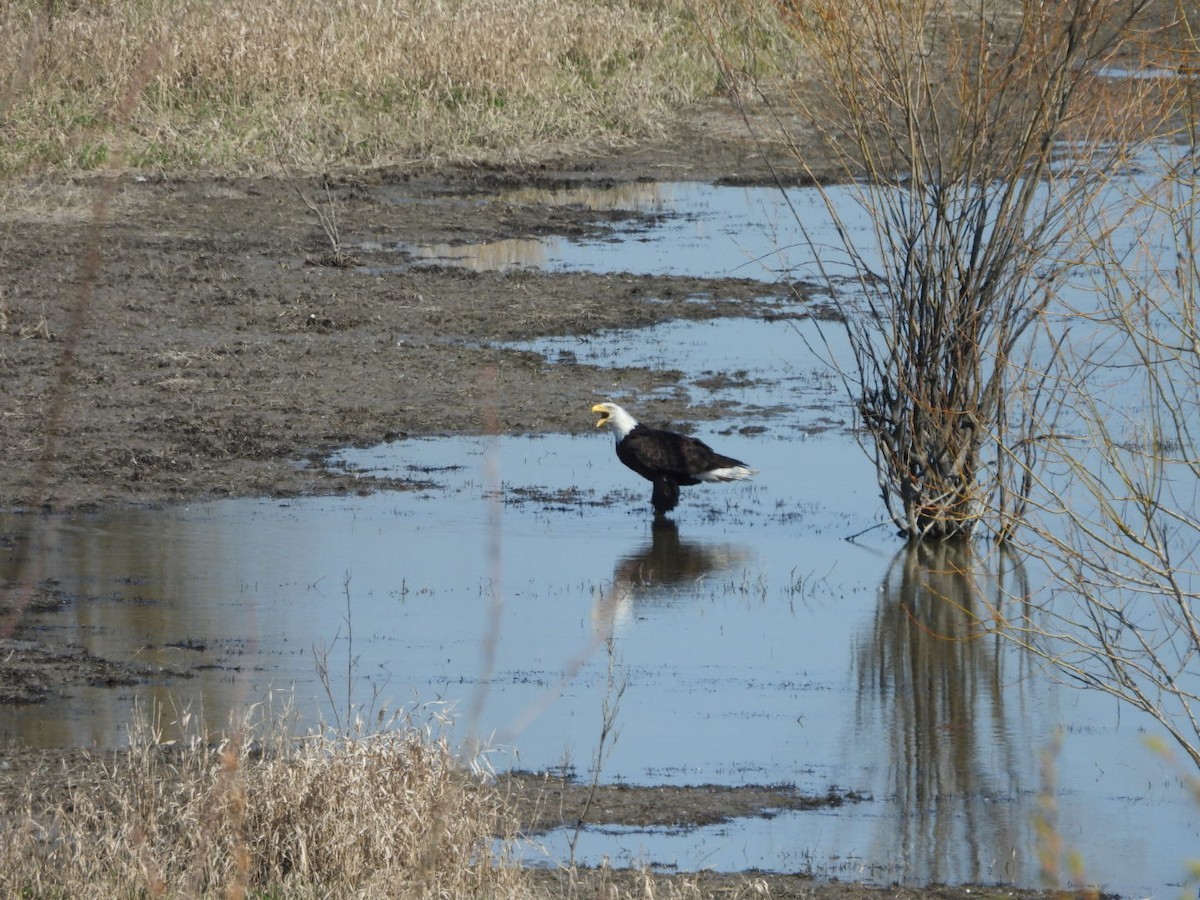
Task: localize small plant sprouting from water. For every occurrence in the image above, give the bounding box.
[313,571,392,734]
[785,565,832,602]
[567,634,628,867]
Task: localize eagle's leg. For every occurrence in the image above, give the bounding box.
[650,478,680,515]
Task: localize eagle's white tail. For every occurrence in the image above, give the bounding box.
[697,465,756,482]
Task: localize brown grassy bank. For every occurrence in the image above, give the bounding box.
[0,0,794,177]
[0,706,522,898]
[0,705,827,900]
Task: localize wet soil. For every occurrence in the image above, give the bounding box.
[0,97,1083,898]
[503,771,868,833]
[0,104,826,515]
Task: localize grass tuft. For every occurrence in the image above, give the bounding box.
[0,701,521,898]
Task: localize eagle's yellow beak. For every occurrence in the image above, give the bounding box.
[591,403,610,428]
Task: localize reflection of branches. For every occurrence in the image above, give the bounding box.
[855,542,1035,884]
[1010,60,1200,769]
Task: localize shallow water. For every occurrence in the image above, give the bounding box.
[395,180,870,282]
[4,427,1196,895]
[517,314,850,425]
[4,175,1199,898]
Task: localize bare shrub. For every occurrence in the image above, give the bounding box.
[708,0,1171,541]
[1005,26,1200,768]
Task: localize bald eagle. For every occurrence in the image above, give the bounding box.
[591,401,755,517]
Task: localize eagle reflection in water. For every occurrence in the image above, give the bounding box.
[592,518,753,637]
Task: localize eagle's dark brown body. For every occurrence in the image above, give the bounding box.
[592,402,754,516]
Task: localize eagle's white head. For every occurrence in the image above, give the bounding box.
[591,401,638,439]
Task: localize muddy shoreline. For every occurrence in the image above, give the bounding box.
[1,107,828,514]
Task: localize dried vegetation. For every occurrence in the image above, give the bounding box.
[0,0,790,176]
[0,705,520,898]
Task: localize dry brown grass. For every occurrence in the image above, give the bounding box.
[0,0,789,177]
[0,702,524,898]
